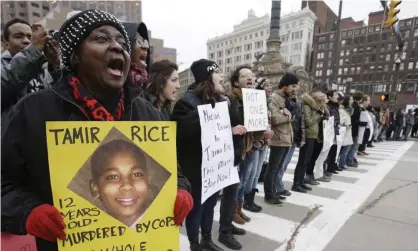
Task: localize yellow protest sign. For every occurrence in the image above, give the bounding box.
[46,122,178,251]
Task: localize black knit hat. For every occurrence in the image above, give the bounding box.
[59,9,131,71]
[255,78,268,90]
[190,59,219,83]
[278,73,299,88]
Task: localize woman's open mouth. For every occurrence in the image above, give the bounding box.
[116,197,138,206]
[106,58,125,77]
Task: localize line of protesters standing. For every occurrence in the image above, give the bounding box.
[0,10,411,251]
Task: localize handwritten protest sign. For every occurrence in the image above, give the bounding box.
[336,126,347,160]
[198,101,240,203]
[242,88,268,132]
[322,116,335,152]
[46,122,178,251]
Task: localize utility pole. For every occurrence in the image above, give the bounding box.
[329,0,343,89]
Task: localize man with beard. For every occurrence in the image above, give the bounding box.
[1,19,61,114]
[123,22,150,89]
[264,73,298,204]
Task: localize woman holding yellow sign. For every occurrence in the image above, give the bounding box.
[1,10,193,251]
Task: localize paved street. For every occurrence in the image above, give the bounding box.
[179,140,416,251]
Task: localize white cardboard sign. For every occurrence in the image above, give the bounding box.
[198,101,240,203]
[242,88,268,132]
[322,116,335,152]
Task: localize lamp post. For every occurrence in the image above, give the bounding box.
[329,0,343,88]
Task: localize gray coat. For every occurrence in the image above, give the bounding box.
[1,44,60,113]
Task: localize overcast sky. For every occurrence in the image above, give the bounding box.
[143,0,417,71]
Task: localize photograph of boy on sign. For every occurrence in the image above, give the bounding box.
[90,139,151,227]
[68,128,171,228]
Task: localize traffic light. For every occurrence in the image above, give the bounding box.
[381,93,389,102]
[385,0,402,28]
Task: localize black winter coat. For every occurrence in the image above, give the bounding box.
[171,86,243,191]
[292,98,306,146]
[1,74,190,251]
[328,101,340,136]
[351,101,361,138]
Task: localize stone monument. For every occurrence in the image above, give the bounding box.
[252,0,313,93]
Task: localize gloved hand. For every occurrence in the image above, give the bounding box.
[26,204,66,242]
[173,189,194,226]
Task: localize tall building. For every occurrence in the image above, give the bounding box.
[149,31,177,64]
[178,68,194,100]
[311,12,418,107]
[1,1,142,30]
[206,8,316,76]
[301,0,338,34]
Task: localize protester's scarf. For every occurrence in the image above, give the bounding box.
[69,76,124,121]
[130,63,148,88]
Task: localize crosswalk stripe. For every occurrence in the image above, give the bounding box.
[213,208,296,243]
[285,163,366,179]
[255,184,335,208]
[282,173,357,192]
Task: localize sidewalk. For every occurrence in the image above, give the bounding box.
[323,140,418,251]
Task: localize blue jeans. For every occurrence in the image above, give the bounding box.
[264,146,290,198]
[245,149,267,194]
[339,145,352,168]
[276,144,295,193]
[346,137,359,165]
[236,152,255,203]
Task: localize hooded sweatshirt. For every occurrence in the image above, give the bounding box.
[123,22,151,89]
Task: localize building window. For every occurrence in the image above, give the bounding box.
[209,46,211,50]
[408,62,414,69]
[42,5,49,10]
[255,33,258,38]
[249,34,252,39]
[261,31,264,36]
[368,27,374,32]
[361,28,366,34]
[292,43,302,52]
[31,2,40,8]
[339,59,343,65]
[414,28,418,37]
[406,20,412,26]
[217,51,223,57]
[355,29,360,35]
[245,54,251,60]
[244,36,247,40]
[347,30,353,36]
[292,21,296,27]
[19,12,26,17]
[300,19,304,26]
[376,26,381,32]
[209,53,214,59]
[226,58,232,64]
[341,40,346,47]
